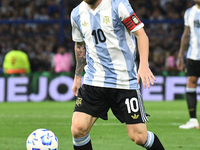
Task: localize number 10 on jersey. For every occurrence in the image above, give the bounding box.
[92,29,106,44]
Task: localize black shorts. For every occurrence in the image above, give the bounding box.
[186,59,200,77]
[74,84,148,124]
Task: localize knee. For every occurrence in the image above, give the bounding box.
[129,133,147,146]
[71,123,89,138]
[134,134,146,145]
[187,82,197,87]
[187,77,198,87]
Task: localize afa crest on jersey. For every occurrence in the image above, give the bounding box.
[103,16,110,25]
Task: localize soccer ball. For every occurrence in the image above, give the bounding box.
[26,129,58,150]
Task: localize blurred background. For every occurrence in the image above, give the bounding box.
[0,0,195,102]
[1,2,200,150]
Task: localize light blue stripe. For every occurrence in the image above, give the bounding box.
[136,89,148,122]
[143,131,155,148]
[121,0,134,15]
[89,11,118,87]
[111,0,138,89]
[186,87,196,92]
[85,44,96,85]
[73,0,139,89]
[73,134,91,146]
[113,0,134,15]
[72,5,83,37]
[72,7,96,85]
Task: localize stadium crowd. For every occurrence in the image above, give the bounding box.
[0,0,194,75]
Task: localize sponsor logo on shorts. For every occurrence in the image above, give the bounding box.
[131,114,139,119]
[76,97,82,106]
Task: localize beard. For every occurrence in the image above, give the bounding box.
[195,0,200,5]
[84,0,97,5]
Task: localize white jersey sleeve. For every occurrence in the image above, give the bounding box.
[71,13,84,42]
[184,9,189,26]
[118,0,144,32]
[184,5,200,60]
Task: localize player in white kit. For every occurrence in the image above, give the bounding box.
[71,0,165,149]
[177,0,200,129]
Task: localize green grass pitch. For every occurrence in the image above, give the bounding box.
[0,100,200,150]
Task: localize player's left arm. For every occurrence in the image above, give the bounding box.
[133,28,156,89]
[117,0,155,88]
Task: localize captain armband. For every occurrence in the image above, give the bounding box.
[122,13,142,31]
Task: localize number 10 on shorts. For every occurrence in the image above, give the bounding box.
[125,98,139,113]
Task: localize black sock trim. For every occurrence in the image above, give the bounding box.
[74,140,92,150]
[186,91,197,118]
[147,134,165,150]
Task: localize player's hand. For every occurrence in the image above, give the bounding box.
[72,76,82,96]
[137,66,156,89]
[176,56,184,71]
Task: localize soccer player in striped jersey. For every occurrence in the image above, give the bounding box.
[70,0,165,149]
[177,0,200,129]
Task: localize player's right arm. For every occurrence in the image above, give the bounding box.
[71,9,86,96]
[177,26,190,71]
[177,9,190,71]
[72,41,86,96]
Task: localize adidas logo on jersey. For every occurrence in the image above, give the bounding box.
[82,22,88,27]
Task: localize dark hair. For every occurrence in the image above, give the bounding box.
[58,44,66,49]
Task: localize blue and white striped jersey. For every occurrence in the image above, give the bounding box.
[71,0,144,89]
[184,5,200,60]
